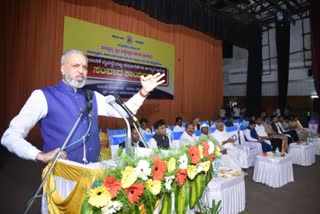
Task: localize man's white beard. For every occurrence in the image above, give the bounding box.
[64,74,86,88]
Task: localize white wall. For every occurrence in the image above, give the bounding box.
[223,17,316,97]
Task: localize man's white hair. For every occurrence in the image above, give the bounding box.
[61,49,88,65]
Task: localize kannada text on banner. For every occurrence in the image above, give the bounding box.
[63,16,175,99]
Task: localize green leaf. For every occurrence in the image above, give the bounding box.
[160,193,172,214]
[175,180,189,214]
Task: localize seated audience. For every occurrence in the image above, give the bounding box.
[225,116,234,127]
[148,120,170,149]
[264,116,289,148]
[271,116,299,143]
[180,123,197,146]
[211,120,247,170]
[139,118,151,136]
[289,115,310,141]
[173,116,185,132]
[198,123,223,150]
[255,117,284,151]
[192,117,200,130]
[119,126,146,148]
[244,121,272,153]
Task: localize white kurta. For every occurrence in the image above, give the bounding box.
[179,131,197,146]
[173,125,185,132]
[1,89,145,161]
[211,130,245,170]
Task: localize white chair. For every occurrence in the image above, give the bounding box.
[109,134,127,159]
[238,130,262,167]
[171,131,184,149]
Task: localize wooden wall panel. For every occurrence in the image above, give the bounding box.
[0,0,223,144]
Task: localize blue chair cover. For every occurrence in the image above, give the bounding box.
[240,125,248,131]
[194,130,201,137]
[144,133,154,142]
[110,134,127,146]
[107,128,126,136]
[210,127,216,133]
[172,131,184,140]
[226,126,237,132]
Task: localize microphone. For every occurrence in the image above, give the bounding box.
[114,94,138,122]
[85,90,93,120]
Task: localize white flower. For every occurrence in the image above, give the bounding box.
[164,176,175,191]
[178,154,188,169]
[196,162,204,173]
[136,159,151,181]
[208,141,215,155]
[101,200,123,214]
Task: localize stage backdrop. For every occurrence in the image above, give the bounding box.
[0,0,223,144]
[64,16,175,99]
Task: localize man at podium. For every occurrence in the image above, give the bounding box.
[1,49,164,164]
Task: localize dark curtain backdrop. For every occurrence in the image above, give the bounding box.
[311,0,320,97]
[246,23,263,115]
[113,0,263,114]
[276,18,291,114]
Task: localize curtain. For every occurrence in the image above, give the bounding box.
[276,18,291,114]
[311,0,320,97]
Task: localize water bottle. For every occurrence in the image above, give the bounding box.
[213,159,220,178]
[275,147,280,158]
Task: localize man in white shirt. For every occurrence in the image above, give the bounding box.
[211,120,245,170]
[138,118,151,137]
[179,123,197,146]
[173,116,185,132]
[1,49,164,164]
[233,106,240,119]
[255,117,283,151]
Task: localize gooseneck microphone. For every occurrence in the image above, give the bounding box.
[85,90,93,120]
[114,94,138,122]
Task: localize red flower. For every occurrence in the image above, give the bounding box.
[125,183,144,204]
[104,177,121,198]
[188,145,201,164]
[201,142,209,157]
[175,169,187,186]
[208,154,215,162]
[152,156,166,181]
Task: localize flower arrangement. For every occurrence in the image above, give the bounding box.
[81,140,217,214]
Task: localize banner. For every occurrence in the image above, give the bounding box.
[63,16,175,99]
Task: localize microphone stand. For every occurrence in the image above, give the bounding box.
[109,104,133,157]
[24,109,88,214]
[132,122,149,148]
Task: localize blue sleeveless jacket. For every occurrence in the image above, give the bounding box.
[40,81,100,163]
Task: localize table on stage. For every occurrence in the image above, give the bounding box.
[253,154,294,188]
[200,173,246,214]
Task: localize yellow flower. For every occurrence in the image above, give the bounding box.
[214,146,221,158]
[202,161,211,173]
[121,166,138,188]
[167,157,176,173]
[198,145,204,159]
[187,165,198,180]
[146,179,162,195]
[88,186,111,208]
